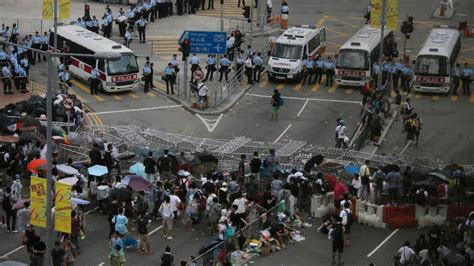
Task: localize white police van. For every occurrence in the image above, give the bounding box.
[267,25,326,82]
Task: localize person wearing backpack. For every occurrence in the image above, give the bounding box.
[373,169,386,205]
[158,149,173,180]
[339,201,353,248]
[359,160,371,202]
[270,89,283,121]
[249,151,262,189]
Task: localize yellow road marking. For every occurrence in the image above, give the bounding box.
[451,95,458,101]
[415,94,422,99]
[328,17,360,29]
[326,28,350,37]
[293,83,302,91]
[432,95,439,101]
[67,87,88,103]
[128,92,140,99]
[311,83,320,92]
[470,95,474,103]
[276,84,285,90]
[146,92,156,97]
[155,82,167,91]
[316,15,330,27]
[345,89,353,94]
[112,95,122,101]
[259,79,268,88]
[71,80,105,102]
[328,84,337,93]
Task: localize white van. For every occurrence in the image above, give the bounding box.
[267,26,326,82]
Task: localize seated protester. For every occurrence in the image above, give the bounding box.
[397,241,418,265]
[273,213,295,248]
[318,214,333,234]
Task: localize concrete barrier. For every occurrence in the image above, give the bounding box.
[416,205,448,227]
[356,200,386,228]
[311,192,335,218]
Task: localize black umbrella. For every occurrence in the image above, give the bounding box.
[381,164,401,174]
[117,152,136,161]
[198,237,223,255]
[109,187,132,202]
[304,155,325,172]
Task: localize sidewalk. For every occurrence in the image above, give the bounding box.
[0,91,33,109]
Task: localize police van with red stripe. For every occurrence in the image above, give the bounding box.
[50,25,140,93]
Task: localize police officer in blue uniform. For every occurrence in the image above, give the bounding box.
[253,52,264,82]
[400,63,412,93]
[136,17,148,43]
[170,54,179,84]
[31,31,42,64]
[143,61,152,93]
[0,46,9,65]
[58,66,72,87]
[301,57,314,85]
[324,56,335,87]
[20,54,29,77]
[461,63,472,96]
[102,13,112,38]
[164,63,176,94]
[205,54,217,81]
[219,55,231,82]
[90,67,99,95]
[190,54,201,82]
[10,24,19,43]
[91,16,99,34]
[2,63,13,94]
[14,63,28,93]
[235,52,244,82]
[41,32,49,61]
[313,55,324,84]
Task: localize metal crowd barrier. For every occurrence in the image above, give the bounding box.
[0,18,56,35]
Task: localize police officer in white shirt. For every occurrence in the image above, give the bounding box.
[136,17,148,43]
[245,56,253,84]
[31,32,42,64]
[40,32,49,61]
[90,67,99,95]
[124,28,133,48]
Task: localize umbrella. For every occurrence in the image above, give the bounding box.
[344,164,361,175]
[129,163,145,177]
[58,176,79,185]
[381,164,401,174]
[88,165,108,176]
[109,187,132,202]
[27,159,47,172]
[117,152,136,161]
[72,198,90,205]
[303,155,325,172]
[123,175,150,191]
[12,198,29,210]
[57,164,79,175]
[428,172,448,182]
[198,237,223,255]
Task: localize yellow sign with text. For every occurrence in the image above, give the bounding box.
[54,182,72,234]
[42,0,70,20]
[370,0,398,30]
[30,177,47,228]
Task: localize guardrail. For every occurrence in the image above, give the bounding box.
[0,18,57,35]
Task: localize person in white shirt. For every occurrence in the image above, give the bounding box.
[335,119,348,148]
[232,193,248,214]
[397,241,418,265]
[169,191,181,223]
[197,81,208,111]
[159,195,174,240]
[339,201,352,247]
[205,192,217,214]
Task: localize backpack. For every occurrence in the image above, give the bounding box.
[224,225,234,240]
[278,96,284,106]
[344,209,353,227]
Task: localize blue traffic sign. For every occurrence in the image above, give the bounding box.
[185,31,227,55]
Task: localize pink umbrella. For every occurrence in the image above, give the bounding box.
[124,175,150,191]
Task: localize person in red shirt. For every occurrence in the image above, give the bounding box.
[334,181,348,211]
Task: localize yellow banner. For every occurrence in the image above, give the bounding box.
[54,182,72,234]
[42,0,54,20]
[42,0,70,20]
[370,0,398,30]
[30,177,47,228]
[59,0,70,20]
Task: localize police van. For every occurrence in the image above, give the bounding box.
[335,25,393,87]
[413,28,461,93]
[267,26,326,82]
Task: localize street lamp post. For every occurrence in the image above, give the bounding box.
[377,0,387,92]
[0,40,120,266]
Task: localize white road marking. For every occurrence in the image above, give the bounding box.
[456,13,468,16]
[0,245,25,259]
[196,113,224,132]
[246,93,361,105]
[366,229,399,257]
[296,99,309,118]
[273,123,292,144]
[148,225,163,236]
[89,105,182,115]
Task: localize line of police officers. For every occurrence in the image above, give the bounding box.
[301,55,335,87]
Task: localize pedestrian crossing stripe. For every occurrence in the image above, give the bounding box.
[71,80,105,102]
[112,95,122,101]
[276,84,285,90]
[146,92,157,97]
[311,83,320,92]
[432,95,439,101]
[345,88,353,94]
[328,84,337,93]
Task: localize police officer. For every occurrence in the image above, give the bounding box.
[10,24,19,43]
[461,63,472,96]
[76,18,86,29]
[205,54,217,81]
[400,63,412,93]
[235,52,244,82]
[281,2,289,14]
[20,54,29,77]
[170,54,179,84]
[177,0,184,15]
[238,0,246,7]
[127,9,135,31]
[208,0,214,9]
[143,0,152,22]
[245,56,253,84]
[190,54,200,82]
[90,67,99,95]
[253,52,264,82]
[102,13,112,38]
[325,56,335,87]
[143,61,152,93]
[219,55,231,82]
[1,26,9,40]
[0,46,9,65]
[164,63,176,94]
[136,17,148,43]
[90,16,99,33]
[31,32,42,64]
[301,57,314,85]
[14,63,28,93]
[150,0,157,22]
[452,63,461,95]
[117,11,128,38]
[124,28,133,48]
[313,55,324,84]
[372,61,380,80]
[41,32,49,61]
[58,66,72,88]
[157,0,165,18]
[2,63,12,94]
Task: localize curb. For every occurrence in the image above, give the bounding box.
[151,83,253,116]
